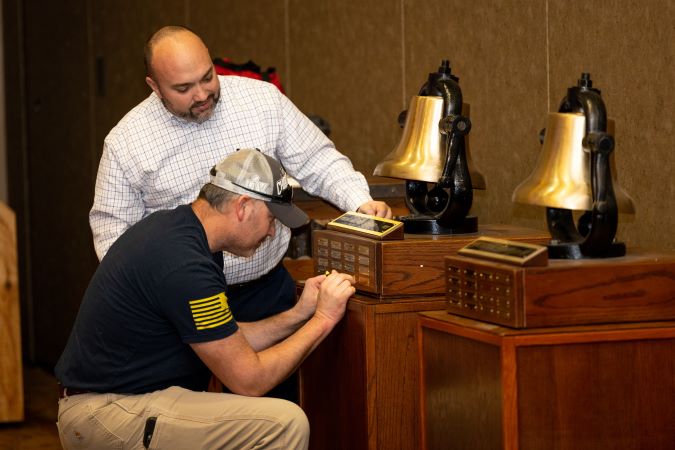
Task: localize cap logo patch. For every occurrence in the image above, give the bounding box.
[243,176,270,195]
[276,170,289,195]
[188,292,233,330]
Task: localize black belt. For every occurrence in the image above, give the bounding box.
[58,384,93,399]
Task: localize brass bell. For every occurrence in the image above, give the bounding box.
[512,112,635,213]
[374,96,486,189]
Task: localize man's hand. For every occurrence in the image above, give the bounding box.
[314,271,355,324]
[294,273,326,320]
[357,200,392,219]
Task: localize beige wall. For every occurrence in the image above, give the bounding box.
[191,0,674,251]
[6,0,672,250]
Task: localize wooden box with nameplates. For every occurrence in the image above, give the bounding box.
[445,249,675,328]
[312,223,550,299]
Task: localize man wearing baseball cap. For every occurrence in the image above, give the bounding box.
[209,148,309,229]
[55,149,355,449]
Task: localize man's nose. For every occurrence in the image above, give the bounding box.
[193,84,208,102]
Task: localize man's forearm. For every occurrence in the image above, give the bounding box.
[252,315,335,392]
[237,306,309,351]
[195,274,353,396]
[195,315,335,397]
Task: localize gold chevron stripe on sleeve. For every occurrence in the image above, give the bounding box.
[188,292,233,331]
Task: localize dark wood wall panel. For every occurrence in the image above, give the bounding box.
[22,0,98,366]
[3,0,32,359]
[7,0,189,367]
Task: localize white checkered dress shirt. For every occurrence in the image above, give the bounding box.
[90,76,372,284]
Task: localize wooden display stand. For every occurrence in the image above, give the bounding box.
[299,225,549,450]
[0,202,23,422]
[300,293,447,450]
[418,311,675,450]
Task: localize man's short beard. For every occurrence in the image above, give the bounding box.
[162,90,221,124]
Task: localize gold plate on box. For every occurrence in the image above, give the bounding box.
[326,211,404,240]
[458,236,548,267]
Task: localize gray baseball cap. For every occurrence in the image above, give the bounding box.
[210,148,309,228]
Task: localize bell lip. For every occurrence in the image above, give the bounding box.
[512,172,636,214]
[373,163,439,183]
[511,188,636,215]
[374,162,487,189]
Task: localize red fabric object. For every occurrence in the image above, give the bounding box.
[213,58,285,94]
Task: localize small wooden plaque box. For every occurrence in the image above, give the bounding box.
[445,251,675,328]
[312,224,550,298]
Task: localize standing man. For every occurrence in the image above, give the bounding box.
[90,26,389,400]
[57,149,356,450]
[91,25,390,400]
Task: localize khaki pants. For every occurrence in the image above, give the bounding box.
[56,386,309,450]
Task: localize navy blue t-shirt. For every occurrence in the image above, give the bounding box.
[55,205,239,394]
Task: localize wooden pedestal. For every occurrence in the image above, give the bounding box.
[418,311,675,450]
[300,294,447,450]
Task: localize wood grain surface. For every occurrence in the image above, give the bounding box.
[0,202,24,422]
[419,311,675,450]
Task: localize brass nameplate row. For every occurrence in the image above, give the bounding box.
[314,232,380,294]
[445,252,675,328]
[446,257,518,323]
[313,225,550,298]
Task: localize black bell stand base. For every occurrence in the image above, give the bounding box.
[547,240,626,259]
[400,215,478,235]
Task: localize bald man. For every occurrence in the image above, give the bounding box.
[89,26,390,402]
[143,26,222,123]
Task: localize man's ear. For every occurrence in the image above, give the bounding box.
[234,196,251,222]
[145,76,161,98]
